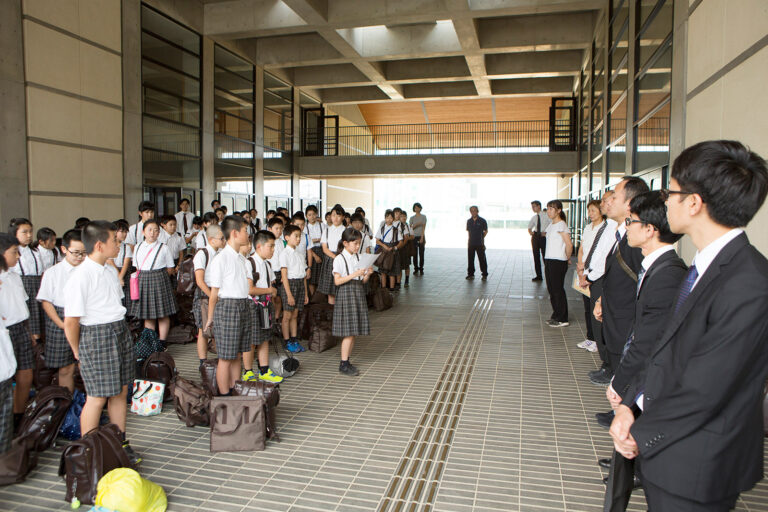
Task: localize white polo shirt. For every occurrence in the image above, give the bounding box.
[37,259,78,308]
[333,250,362,280]
[11,245,43,277]
[0,270,30,326]
[321,224,346,253]
[208,244,249,299]
[193,246,218,288]
[64,257,126,325]
[269,235,285,270]
[133,241,175,271]
[125,222,145,246]
[249,253,274,290]
[304,222,324,248]
[545,220,570,261]
[357,234,373,255]
[280,246,307,279]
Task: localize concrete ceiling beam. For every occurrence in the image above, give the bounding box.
[382,56,470,81]
[319,86,391,103]
[478,12,594,50]
[204,0,307,37]
[491,76,575,95]
[291,63,370,87]
[485,50,583,78]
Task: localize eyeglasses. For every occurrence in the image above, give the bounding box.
[625,217,658,230]
[68,250,87,257]
[661,188,696,200]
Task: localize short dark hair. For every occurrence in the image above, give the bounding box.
[253,230,276,247]
[221,215,245,240]
[621,176,650,203]
[159,215,175,225]
[412,202,422,211]
[215,207,224,214]
[138,201,155,213]
[384,209,394,219]
[74,217,90,229]
[267,216,284,228]
[179,198,190,205]
[0,233,19,271]
[546,199,567,222]
[192,216,202,226]
[142,218,160,231]
[393,207,402,215]
[8,218,31,237]
[62,228,82,248]
[630,191,683,244]
[267,210,276,216]
[283,224,301,238]
[331,205,345,216]
[337,227,363,254]
[221,205,228,212]
[82,221,116,254]
[211,200,220,208]
[671,140,768,227]
[114,219,129,232]
[305,205,318,214]
[350,213,364,225]
[531,200,541,207]
[469,205,478,212]
[36,227,56,242]
[202,212,218,225]
[291,211,305,222]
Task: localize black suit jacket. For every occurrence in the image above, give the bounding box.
[601,233,644,355]
[613,249,687,401]
[630,233,768,502]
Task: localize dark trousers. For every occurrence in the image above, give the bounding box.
[414,239,426,270]
[589,279,608,366]
[544,259,568,322]
[582,294,595,340]
[467,244,488,276]
[639,469,738,511]
[531,234,546,278]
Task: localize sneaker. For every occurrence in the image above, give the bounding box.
[259,368,284,384]
[585,341,598,353]
[481,275,487,281]
[548,321,570,328]
[122,441,142,466]
[546,319,559,327]
[590,368,613,386]
[532,276,543,282]
[285,340,298,353]
[577,339,593,349]
[404,281,410,288]
[294,342,306,353]
[466,275,474,280]
[241,370,258,382]
[339,363,359,376]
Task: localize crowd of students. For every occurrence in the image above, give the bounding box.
[0,199,427,466]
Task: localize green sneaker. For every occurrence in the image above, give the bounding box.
[259,369,284,383]
[241,370,258,382]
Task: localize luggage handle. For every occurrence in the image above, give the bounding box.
[132,380,162,400]
[211,403,260,436]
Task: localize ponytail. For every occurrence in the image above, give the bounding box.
[546,200,567,223]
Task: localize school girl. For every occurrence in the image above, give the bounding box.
[304,205,325,295]
[332,228,373,377]
[0,233,34,428]
[0,316,17,455]
[132,219,178,346]
[397,211,414,288]
[8,218,44,341]
[243,230,283,384]
[376,210,404,290]
[319,205,346,304]
[280,224,309,353]
[111,220,134,309]
[544,200,573,327]
[36,229,85,392]
[35,227,60,271]
[193,224,225,367]
[350,214,373,254]
[125,201,155,249]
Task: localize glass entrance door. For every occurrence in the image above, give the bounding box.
[144,187,201,216]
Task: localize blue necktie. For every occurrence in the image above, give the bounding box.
[674,264,699,313]
[636,267,646,296]
[615,231,622,243]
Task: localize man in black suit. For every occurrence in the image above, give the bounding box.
[591,177,649,386]
[611,140,768,511]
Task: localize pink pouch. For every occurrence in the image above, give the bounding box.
[130,272,140,300]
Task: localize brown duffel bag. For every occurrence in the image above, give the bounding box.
[308,322,337,353]
[58,423,135,505]
[170,377,211,427]
[200,359,218,395]
[375,249,396,272]
[0,439,38,486]
[372,288,393,312]
[210,396,266,453]
[232,380,280,441]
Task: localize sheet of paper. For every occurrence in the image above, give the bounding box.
[355,253,379,270]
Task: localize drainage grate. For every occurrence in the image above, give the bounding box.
[378,298,493,512]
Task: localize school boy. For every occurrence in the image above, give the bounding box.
[204,216,253,395]
[35,227,59,271]
[36,229,86,392]
[243,230,283,383]
[193,225,225,366]
[63,221,139,464]
[125,201,155,249]
[319,205,346,304]
[175,198,195,243]
[195,212,219,250]
[280,225,309,353]
[304,206,326,297]
[0,233,34,427]
[0,316,17,454]
[8,218,44,341]
[332,228,373,377]
[291,212,311,281]
[267,216,286,320]
[159,216,186,288]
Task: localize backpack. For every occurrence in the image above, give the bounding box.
[0,439,38,486]
[269,341,299,378]
[135,328,163,375]
[32,342,57,390]
[176,248,209,296]
[372,288,393,312]
[58,423,135,505]
[15,386,73,452]
[169,377,211,427]
[232,380,281,441]
[142,352,178,402]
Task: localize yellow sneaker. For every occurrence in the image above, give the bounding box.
[241,370,258,382]
[259,369,284,383]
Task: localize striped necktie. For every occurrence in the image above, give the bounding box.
[674,264,699,313]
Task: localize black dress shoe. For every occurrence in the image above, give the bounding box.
[598,457,611,469]
[532,276,543,282]
[590,367,613,385]
[466,275,474,280]
[595,411,615,429]
[603,475,642,489]
[481,275,487,281]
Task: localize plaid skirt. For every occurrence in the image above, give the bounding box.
[213,298,251,360]
[0,379,12,454]
[318,254,338,296]
[21,275,43,337]
[309,247,323,285]
[45,306,75,368]
[78,320,134,397]
[249,299,272,345]
[332,280,370,337]
[8,321,34,371]
[133,269,178,320]
[280,278,306,312]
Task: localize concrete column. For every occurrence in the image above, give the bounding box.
[624,0,638,174]
[0,0,30,225]
[201,37,215,207]
[291,87,302,212]
[122,0,143,218]
[254,66,265,216]
[668,0,689,165]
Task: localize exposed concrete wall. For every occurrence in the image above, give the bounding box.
[678,0,768,259]
[326,178,374,215]
[122,0,143,219]
[21,0,124,234]
[0,0,30,227]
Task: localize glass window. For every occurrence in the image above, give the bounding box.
[141,31,200,77]
[609,92,627,144]
[638,0,673,70]
[634,101,670,170]
[636,42,671,120]
[141,6,200,55]
[144,87,200,126]
[142,59,200,101]
[590,155,603,193]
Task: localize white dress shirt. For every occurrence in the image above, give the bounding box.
[158,230,186,260]
[321,224,346,253]
[208,244,249,299]
[0,270,29,325]
[175,211,195,239]
[691,229,744,290]
[377,224,398,244]
[37,259,79,307]
[193,246,219,288]
[112,242,134,269]
[528,211,551,234]
[585,219,619,282]
[133,241,175,271]
[125,222,145,246]
[333,250,362,280]
[194,230,208,250]
[64,257,126,325]
[10,245,43,276]
[304,222,324,248]
[637,245,676,291]
[280,246,307,279]
[37,247,58,271]
[269,235,285,270]
[249,253,274,290]
[0,316,18,382]
[357,234,373,255]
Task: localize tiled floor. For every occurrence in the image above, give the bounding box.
[1,249,766,511]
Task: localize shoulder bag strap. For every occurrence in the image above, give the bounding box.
[249,258,258,282]
[584,221,608,269]
[615,246,638,283]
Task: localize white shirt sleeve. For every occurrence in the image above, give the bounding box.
[63,271,88,318]
[320,228,328,246]
[159,245,175,269]
[243,258,253,282]
[279,250,290,269]
[332,254,347,276]
[193,249,207,271]
[36,268,56,303]
[208,257,223,289]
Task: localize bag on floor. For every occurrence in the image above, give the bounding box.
[269,341,299,378]
[174,293,196,326]
[58,423,135,505]
[210,396,266,453]
[130,380,165,417]
[199,359,219,395]
[232,380,280,441]
[142,352,177,402]
[169,377,211,428]
[166,324,196,345]
[135,328,163,361]
[15,385,72,452]
[308,322,337,353]
[59,389,87,441]
[95,467,167,512]
[0,439,38,486]
[372,288,393,312]
[32,342,57,390]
